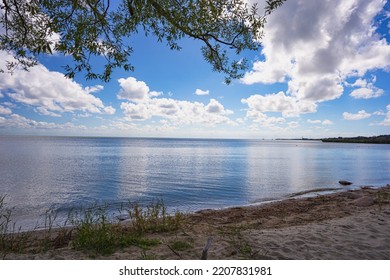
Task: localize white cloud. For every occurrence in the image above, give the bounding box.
[85,85,105,94]
[0,105,12,115]
[241,91,317,118]
[343,110,372,120]
[322,120,334,125]
[206,98,231,114]
[308,119,333,125]
[121,98,235,126]
[0,51,115,117]
[2,102,15,108]
[350,78,368,88]
[348,75,384,99]
[373,110,386,116]
[117,77,162,102]
[241,0,390,113]
[0,113,86,130]
[378,105,390,126]
[0,92,4,98]
[244,110,286,127]
[35,107,61,117]
[350,87,384,99]
[194,89,210,96]
[119,77,235,127]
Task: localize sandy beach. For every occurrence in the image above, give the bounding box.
[3,185,390,260]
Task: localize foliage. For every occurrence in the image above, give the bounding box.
[0,0,285,83]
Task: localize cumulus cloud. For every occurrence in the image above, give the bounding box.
[121,98,234,126]
[117,77,162,102]
[245,110,286,127]
[0,105,12,115]
[343,110,372,120]
[0,51,115,117]
[194,89,210,96]
[350,87,384,99]
[119,77,235,127]
[0,113,86,130]
[241,0,390,116]
[241,91,317,117]
[348,76,384,99]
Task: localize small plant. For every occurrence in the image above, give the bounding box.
[131,238,161,250]
[0,195,30,258]
[69,205,118,255]
[126,199,183,234]
[140,250,156,260]
[68,200,178,256]
[171,240,192,251]
[376,190,390,211]
[1,197,183,257]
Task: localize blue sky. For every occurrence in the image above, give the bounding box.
[0,0,390,139]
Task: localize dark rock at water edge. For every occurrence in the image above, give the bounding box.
[339,180,353,186]
[117,214,130,221]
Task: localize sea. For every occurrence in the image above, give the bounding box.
[0,136,389,230]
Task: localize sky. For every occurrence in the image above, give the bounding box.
[0,0,390,139]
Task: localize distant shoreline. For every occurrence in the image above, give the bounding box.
[275,135,390,144]
[321,135,390,144]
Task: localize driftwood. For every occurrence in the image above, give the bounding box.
[201,237,213,260]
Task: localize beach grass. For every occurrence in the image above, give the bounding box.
[0,197,184,257]
[67,199,183,255]
[1,185,390,260]
[125,199,183,234]
[0,195,33,258]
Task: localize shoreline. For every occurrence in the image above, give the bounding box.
[2,185,390,260]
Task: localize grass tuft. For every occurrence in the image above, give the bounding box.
[0,197,183,257]
[68,199,182,255]
[126,199,183,234]
[171,240,193,251]
[0,195,32,258]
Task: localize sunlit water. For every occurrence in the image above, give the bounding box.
[0,136,389,230]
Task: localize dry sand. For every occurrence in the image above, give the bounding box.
[4,185,390,260]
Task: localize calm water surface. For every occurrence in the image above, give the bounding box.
[0,136,389,229]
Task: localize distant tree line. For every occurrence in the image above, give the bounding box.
[321,135,390,144]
